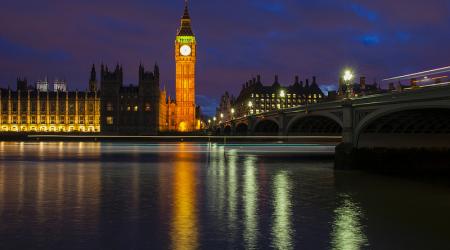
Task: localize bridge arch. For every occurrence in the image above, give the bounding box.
[224,125,232,136]
[235,123,248,136]
[355,105,450,148]
[253,119,280,135]
[286,112,343,135]
[287,115,343,135]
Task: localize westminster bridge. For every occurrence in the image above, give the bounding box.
[214,82,450,169]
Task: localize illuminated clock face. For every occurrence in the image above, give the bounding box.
[180,45,192,56]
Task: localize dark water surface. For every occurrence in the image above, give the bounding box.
[0,142,449,250]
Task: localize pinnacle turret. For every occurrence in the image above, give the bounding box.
[177,0,194,36]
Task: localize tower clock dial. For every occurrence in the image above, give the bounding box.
[180,45,192,56]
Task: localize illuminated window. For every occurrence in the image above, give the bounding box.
[145,103,151,111]
[134,106,138,112]
[127,106,131,111]
[107,116,114,125]
[106,102,113,111]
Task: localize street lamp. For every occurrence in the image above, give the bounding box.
[220,113,224,119]
[231,108,235,119]
[343,69,354,98]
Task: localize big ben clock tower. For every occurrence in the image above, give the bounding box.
[175,0,196,132]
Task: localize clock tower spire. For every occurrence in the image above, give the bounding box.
[175,0,197,131]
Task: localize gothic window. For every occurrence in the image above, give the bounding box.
[134,106,138,112]
[107,116,114,125]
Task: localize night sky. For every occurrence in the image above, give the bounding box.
[1,0,449,115]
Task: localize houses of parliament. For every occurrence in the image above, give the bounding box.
[0,2,198,134]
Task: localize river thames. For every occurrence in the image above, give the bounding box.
[0,142,449,249]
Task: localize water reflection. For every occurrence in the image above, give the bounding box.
[244,156,258,249]
[226,149,238,240]
[36,162,45,224]
[0,142,449,249]
[331,194,368,250]
[272,171,294,250]
[0,165,4,216]
[170,144,199,250]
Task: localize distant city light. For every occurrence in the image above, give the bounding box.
[213,117,216,121]
[231,108,235,114]
[220,113,224,118]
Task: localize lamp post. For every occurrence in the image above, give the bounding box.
[231,108,235,119]
[343,69,354,99]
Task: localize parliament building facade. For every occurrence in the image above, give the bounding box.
[0,2,198,134]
